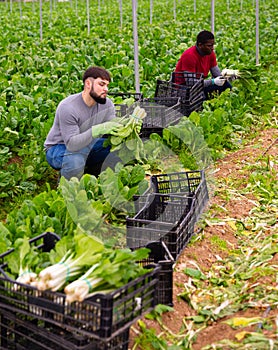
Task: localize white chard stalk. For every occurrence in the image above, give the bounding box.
[221,68,240,78]
[37,252,84,291]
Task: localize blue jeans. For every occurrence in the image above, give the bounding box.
[204,80,232,100]
[46,138,118,180]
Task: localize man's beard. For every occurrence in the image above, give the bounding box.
[90,87,106,104]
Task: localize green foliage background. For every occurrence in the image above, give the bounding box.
[0,0,277,214]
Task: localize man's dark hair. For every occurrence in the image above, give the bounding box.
[196,30,214,45]
[82,66,111,83]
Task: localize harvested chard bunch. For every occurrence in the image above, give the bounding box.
[35,250,86,291]
[6,236,39,291]
[104,106,147,163]
[222,66,261,84]
[34,231,104,292]
[64,247,150,303]
[221,68,240,79]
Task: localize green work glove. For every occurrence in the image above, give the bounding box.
[91,120,121,138]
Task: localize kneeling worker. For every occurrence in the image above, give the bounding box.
[44,66,121,180]
[174,30,232,99]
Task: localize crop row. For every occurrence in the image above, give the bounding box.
[0,0,277,215]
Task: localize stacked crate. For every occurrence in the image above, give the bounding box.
[115,96,182,138]
[0,232,163,350]
[155,72,204,116]
[127,170,209,260]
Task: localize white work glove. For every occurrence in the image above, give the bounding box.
[221,68,239,78]
[213,76,226,86]
[91,120,121,138]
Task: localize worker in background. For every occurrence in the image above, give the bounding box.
[174,30,232,99]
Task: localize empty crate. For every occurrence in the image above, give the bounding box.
[127,193,196,260]
[134,170,209,221]
[155,72,204,116]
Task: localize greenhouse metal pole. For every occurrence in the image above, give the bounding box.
[40,0,43,41]
[87,0,90,35]
[194,0,196,14]
[150,0,153,24]
[119,0,123,28]
[132,0,140,93]
[211,0,215,33]
[19,0,22,20]
[50,0,53,20]
[255,0,259,64]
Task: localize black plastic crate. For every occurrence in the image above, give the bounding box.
[114,97,182,138]
[139,97,181,129]
[0,232,161,341]
[139,97,182,138]
[155,72,204,116]
[139,241,174,306]
[171,72,203,88]
[0,308,130,350]
[126,193,196,260]
[149,170,209,222]
[112,92,142,118]
[133,170,209,221]
[112,92,143,118]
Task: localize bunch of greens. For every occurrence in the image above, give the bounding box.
[104,106,147,163]
[64,241,150,302]
[4,229,151,302]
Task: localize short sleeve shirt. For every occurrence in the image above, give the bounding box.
[175,46,217,78]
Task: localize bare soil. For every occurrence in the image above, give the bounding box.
[129,127,278,349]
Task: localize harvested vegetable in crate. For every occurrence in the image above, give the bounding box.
[6,229,151,301]
[0,231,161,342]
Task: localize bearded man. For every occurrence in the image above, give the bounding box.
[44,66,120,180]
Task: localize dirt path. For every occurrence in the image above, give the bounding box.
[129,127,278,349]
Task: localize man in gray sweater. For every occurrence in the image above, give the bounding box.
[44,66,121,180]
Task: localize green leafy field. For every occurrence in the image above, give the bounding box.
[0,0,277,346]
[0,0,277,214]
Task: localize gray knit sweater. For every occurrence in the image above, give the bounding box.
[44,92,115,152]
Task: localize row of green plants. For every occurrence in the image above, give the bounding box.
[0,0,276,242]
[0,0,277,218]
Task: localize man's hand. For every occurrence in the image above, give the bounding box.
[91,120,121,138]
[213,76,226,86]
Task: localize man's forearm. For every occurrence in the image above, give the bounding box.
[66,128,93,152]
